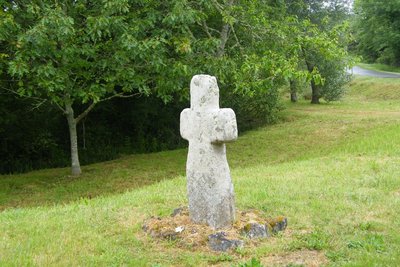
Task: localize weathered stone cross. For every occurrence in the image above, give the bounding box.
[180,75,238,229]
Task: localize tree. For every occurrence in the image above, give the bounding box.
[194,1,310,123]
[0,0,355,175]
[302,21,353,103]
[1,0,197,175]
[285,0,354,104]
[353,0,400,66]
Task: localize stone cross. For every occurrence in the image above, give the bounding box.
[180,75,238,229]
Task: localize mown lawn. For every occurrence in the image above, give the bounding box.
[1,76,400,266]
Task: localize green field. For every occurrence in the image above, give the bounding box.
[1,76,400,266]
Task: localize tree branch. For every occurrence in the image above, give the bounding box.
[75,92,142,124]
[201,21,213,38]
[98,92,142,103]
[75,101,96,124]
[211,0,224,13]
[29,99,47,111]
[54,101,68,114]
[215,0,235,57]
[0,86,67,114]
[230,23,242,50]
[1,86,42,101]
[185,25,196,40]
[216,23,230,57]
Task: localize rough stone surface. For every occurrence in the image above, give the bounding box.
[242,223,270,239]
[171,207,185,217]
[208,232,244,252]
[180,75,238,229]
[269,216,288,234]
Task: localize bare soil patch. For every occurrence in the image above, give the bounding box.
[394,189,400,197]
[262,250,328,267]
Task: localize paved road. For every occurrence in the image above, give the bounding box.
[351,66,400,78]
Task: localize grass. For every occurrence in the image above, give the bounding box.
[358,63,400,74]
[1,76,400,266]
[347,76,400,101]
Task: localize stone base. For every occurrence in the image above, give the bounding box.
[208,232,244,251]
[143,207,287,252]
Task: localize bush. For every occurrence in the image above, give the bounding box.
[318,59,352,102]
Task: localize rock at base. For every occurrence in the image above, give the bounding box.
[171,207,185,217]
[143,208,287,251]
[208,232,244,252]
[143,225,180,241]
[242,223,270,239]
[268,216,288,233]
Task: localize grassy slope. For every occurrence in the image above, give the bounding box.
[1,76,400,266]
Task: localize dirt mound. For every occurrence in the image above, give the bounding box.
[143,207,287,252]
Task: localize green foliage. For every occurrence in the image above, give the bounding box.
[2,0,205,104]
[353,0,400,66]
[301,23,353,103]
[0,1,295,172]
[312,50,352,102]
[0,0,357,173]
[0,0,318,111]
[1,0,200,174]
[285,1,354,103]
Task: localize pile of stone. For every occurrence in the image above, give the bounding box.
[143,208,287,252]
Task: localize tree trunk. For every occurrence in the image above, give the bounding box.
[215,0,235,58]
[65,102,81,176]
[216,24,229,57]
[310,79,320,104]
[304,58,320,104]
[289,80,298,102]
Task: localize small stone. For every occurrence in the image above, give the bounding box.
[242,223,270,239]
[268,216,288,234]
[160,230,179,240]
[208,232,244,252]
[171,207,185,217]
[175,226,185,233]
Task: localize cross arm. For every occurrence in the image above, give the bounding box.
[180,108,192,141]
[211,108,238,144]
